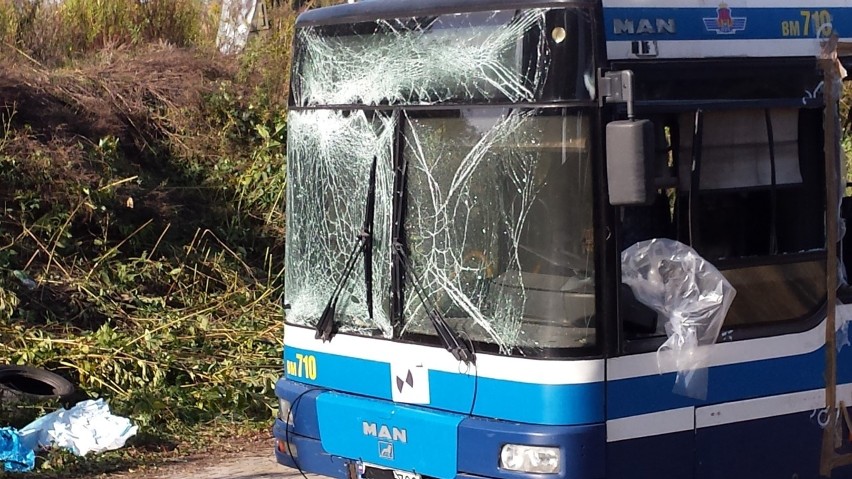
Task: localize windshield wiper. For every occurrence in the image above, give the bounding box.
[393,243,475,365]
[315,156,377,342]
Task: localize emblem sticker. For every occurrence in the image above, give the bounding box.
[703,3,747,35]
[390,362,430,404]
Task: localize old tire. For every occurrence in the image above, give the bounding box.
[0,365,75,404]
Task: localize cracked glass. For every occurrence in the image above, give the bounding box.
[292,8,593,107]
[284,7,597,355]
[285,109,395,337]
[401,109,595,353]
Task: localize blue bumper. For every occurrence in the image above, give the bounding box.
[273,377,605,479]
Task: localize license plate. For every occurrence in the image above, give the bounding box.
[392,470,421,479]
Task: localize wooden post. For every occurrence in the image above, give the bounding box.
[820,36,852,476]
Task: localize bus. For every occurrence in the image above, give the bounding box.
[273,1,852,477]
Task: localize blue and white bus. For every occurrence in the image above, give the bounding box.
[274,1,852,477]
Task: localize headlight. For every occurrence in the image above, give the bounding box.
[500,444,561,474]
[278,398,293,425]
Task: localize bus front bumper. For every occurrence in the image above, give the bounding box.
[273,377,605,479]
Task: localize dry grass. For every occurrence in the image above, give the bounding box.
[0,0,211,66]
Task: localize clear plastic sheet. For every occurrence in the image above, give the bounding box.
[622,239,736,399]
[292,10,550,107]
[285,109,395,337]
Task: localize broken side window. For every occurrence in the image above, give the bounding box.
[619,107,827,335]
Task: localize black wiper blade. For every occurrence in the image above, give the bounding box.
[363,156,377,323]
[315,156,378,342]
[315,240,363,341]
[393,243,475,365]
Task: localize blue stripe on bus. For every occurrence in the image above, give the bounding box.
[287,337,852,424]
[609,343,852,419]
[285,346,604,425]
[603,7,852,42]
[285,348,393,399]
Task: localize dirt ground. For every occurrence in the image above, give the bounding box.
[105,441,322,479]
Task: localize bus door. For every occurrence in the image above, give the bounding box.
[606,87,834,478]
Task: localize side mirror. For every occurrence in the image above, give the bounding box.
[598,69,656,206]
[606,119,655,205]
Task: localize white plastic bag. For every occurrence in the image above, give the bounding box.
[622,239,736,399]
[19,399,137,456]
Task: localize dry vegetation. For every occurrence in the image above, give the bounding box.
[0,0,314,475]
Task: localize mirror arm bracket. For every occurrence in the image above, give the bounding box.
[598,69,636,120]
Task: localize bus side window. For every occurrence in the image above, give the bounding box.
[674,108,826,329]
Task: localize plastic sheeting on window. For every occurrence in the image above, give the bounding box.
[284,109,395,337]
[622,239,736,399]
[292,9,550,107]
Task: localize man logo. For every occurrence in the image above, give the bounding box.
[363,421,408,443]
[613,18,676,35]
[379,441,394,460]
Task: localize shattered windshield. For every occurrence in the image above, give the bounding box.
[285,108,596,353]
[284,6,598,355]
[292,8,594,107]
[401,109,595,353]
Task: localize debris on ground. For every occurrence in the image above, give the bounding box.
[0,427,35,472]
[21,399,138,456]
[1,399,137,472]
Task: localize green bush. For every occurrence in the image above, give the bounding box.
[0,0,295,458]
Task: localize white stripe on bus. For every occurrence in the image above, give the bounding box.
[606,39,852,61]
[608,384,852,442]
[285,325,605,385]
